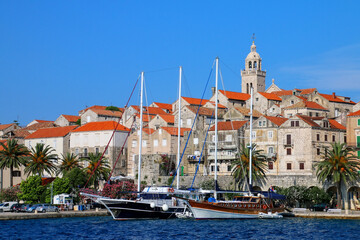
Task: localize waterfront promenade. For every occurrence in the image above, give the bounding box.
[0,209,109,220]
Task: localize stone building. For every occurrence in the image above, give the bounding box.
[346,110,360,157]
[252,92,282,114]
[54,114,80,126]
[0,123,18,138]
[80,108,123,125]
[70,121,130,177]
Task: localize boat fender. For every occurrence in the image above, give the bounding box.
[162,204,169,211]
[262,205,267,209]
[150,202,155,208]
[168,188,174,193]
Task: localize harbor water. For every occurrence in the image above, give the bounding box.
[1,216,359,240]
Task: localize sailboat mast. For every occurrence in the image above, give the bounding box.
[176,66,182,189]
[214,57,219,200]
[248,87,253,192]
[137,71,144,193]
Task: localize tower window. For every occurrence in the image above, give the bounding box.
[254,61,257,69]
[249,62,252,69]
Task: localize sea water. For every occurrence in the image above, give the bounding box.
[1,216,359,240]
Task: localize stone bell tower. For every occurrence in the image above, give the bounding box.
[241,38,266,94]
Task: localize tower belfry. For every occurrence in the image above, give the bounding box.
[241,36,266,94]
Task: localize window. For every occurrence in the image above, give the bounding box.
[287,163,292,170]
[259,121,262,127]
[227,165,232,172]
[225,135,232,142]
[75,148,79,155]
[299,162,304,170]
[291,121,299,127]
[159,129,162,134]
[249,61,252,69]
[121,160,126,167]
[187,119,192,126]
[286,134,291,145]
[316,134,320,141]
[252,131,256,139]
[324,135,328,142]
[332,135,335,142]
[256,98,259,102]
[12,171,21,177]
[194,138,199,145]
[317,148,320,155]
[296,121,299,127]
[268,162,274,170]
[268,131,273,139]
[143,140,147,147]
[162,139,167,146]
[212,135,216,142]
[95,148,99,154]
[290,100,294,105]
[132,140,137,147]
[287,148,291,155]
[268,146,274,154]
[309,112,312,117]
[154,140,158,147]
[335,108,340,117]
[316,113,319,117]
[344,136,347,143]
[84,148,88,157]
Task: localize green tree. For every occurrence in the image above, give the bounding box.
[83,153,110,189]
[18,175,46,203]
[232,143,267,190]
[315,142,360,209]
[45,177,71,203]
[25,143,58,176]
[0,139,29,187]
[105,106,120,111]
[63,167,89,190]
[58,152,82,175]
[75,119,81,126]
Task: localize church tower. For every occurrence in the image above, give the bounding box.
[241,40,266,94]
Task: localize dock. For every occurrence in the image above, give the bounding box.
[292,209,360,220]
[0,209,109,220]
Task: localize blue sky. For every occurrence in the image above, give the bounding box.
[1,0,360,126]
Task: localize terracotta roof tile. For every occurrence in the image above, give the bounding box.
[186,106,225,117]
[158,114,175,124]
[25,126,78,139]
[0,140,6,151]
[92,109,122,117]
[12,129,31,138]
[23,122,58,131]
[329,119,346,130]
[348,110,360,117]
[285,101,327,110]
[135,114,154,122]
[219,90,250,101]
[296,114,321,128]
[271,90,293,96]
[258,92,282,101]
[319,93,356,104]
[153,102,173,112]
[34,120,54,123]
[161,127,191,136]
[264,116,288,126]
[143,128,155,135]
[234,107,262,118]
[62,115,80,122]
[0,123,15,130]
[72,121,130,132]
[210,121,247,131]
[132,106,168,115]
[79,105,107,114]
[182,97,209,106]
[296,88,317,95]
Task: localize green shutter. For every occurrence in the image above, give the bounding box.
[358,151,360,158]
[358,119,360,126]
[357,136,360,148]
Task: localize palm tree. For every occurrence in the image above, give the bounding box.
[232,143,267,190]
[58,152,82,175]
[315,142,360,209]
[0,139,29,187]
[84,153,110,189]
[25,143,58,176]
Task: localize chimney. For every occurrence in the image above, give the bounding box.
[332,92,336,98]
[211,87,216,96]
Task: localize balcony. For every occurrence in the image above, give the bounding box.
[266,153,277,160]
[187,155,204,163]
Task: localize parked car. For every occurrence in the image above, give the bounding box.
[26,204,42,213]
[310,203,328,212]
[0,202,18,212]
[36,204,59,213]
[10,203,23,212]
[21,204,33,212]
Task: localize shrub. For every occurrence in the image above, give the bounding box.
[0,185,21,202]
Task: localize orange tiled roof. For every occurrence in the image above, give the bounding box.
[35,120,54,123]
[182,97,209,106]
[72,121,130,132]
[319,93,356,104]
[329,119,346,130]
[12,129,31,138]
[186,106,225,117]
[296,88,317,95]
[161,127,191,136]
[92,109,122,117]
[62,115,80,123]
[264,116,288,126]
[0,140,6,151]
[348,110,360,117]
[210,121,247,131]
[159,114,175,124]
[258,92,282,101]
[143,128,156,135]
[219,90,250,101]
[296,96,308,101]
[285,101,327,110]
[135,113,154,122]
[79,105,107,114]
[132,106,168,115]
[153,102,173,112]
[234,107,262,118]
[271,90,293,96]
[23,122,58,131]
[296,115,321,128]
[0,123,15,130]
[25,126,78,139]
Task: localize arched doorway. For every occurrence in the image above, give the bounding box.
[326,186,337,208]
[348,186,360,210]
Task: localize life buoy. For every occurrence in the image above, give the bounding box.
[262,205,267,209]
[168,188,174,193]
